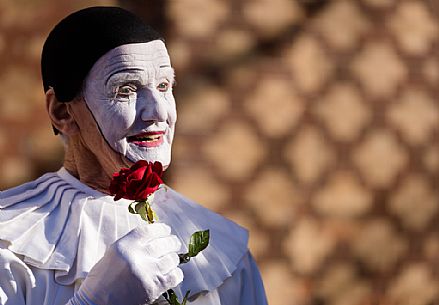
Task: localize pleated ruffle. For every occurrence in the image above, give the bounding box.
[0,168,248,298]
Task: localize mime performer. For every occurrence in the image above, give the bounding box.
[0,6,268,305]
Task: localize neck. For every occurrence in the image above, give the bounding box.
[63,135,131,194]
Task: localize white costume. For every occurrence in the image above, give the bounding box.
[4,7,268,304]
[0,168,267,305]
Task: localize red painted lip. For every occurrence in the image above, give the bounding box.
[127,131,165,148]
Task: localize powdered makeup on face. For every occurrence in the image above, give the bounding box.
[83,41,177,168]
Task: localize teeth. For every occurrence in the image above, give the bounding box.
[134,135,161,141]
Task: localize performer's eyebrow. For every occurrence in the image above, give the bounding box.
[159,66,175,83]
[105,68,143,85]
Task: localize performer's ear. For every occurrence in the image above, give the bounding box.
[46,87,79,136]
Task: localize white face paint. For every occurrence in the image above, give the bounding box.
[83,41,177,168]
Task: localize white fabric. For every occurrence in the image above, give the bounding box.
[0,168,267,305]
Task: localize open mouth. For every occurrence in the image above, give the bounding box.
[127,131,165,148]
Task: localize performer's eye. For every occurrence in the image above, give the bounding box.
[157,81,170,92]
[117,84,137,97]
[117,84,137,95]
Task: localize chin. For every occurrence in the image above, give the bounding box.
[125,145,172,168]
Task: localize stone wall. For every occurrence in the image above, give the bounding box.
[0,1,437,304]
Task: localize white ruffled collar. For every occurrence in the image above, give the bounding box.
[0,168,248,298]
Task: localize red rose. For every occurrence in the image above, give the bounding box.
[109,160,163,201]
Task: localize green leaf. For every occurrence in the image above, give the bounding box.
[182,290,191,305]
[133,202,145,222]
[136,204,147,222]
[169,290,178,304]
[188,230,210,257]
[146,202,155,223]
[134,201,145,213]
[133,201,155,224]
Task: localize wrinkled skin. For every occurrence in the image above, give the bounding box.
[47,40,177,194]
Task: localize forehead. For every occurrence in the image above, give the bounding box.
[89,40,171,77]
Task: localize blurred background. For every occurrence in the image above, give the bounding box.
[0,0,438,304]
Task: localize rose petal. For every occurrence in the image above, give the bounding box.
[109,160,164,201]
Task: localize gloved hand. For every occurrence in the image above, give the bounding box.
[68,222,183,305]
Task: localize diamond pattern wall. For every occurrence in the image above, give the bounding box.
[0,0,438,304]
[159,0,439,304]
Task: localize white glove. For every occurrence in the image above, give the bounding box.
[68,223,183,305]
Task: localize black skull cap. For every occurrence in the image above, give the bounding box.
[41,6,163,102]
